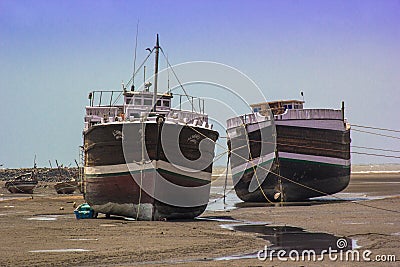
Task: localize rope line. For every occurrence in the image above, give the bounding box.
[181,121,400,214]
[160,48,196,112]
[352,129,400,140]
[352,124,400,133]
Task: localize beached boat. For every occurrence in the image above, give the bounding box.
[5,171,38,194]
[82,35,219,220]
[227,100,351,202]
[54,180,78,194]
[53,161,78,194]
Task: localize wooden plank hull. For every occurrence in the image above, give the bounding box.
[54,181,78,194]
[229,119,351,202]
[83,121,218,220]
[5,181,38,194]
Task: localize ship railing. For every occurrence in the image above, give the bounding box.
[226,113,270,129]
[167,109,208,124]
[87,90,206,113]
[88,90,123,107]
[275,109,342,120]
[171,94,205,114]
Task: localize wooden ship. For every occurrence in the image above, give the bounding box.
[5,160,38,194]
[82,35,219,220]
[50,160,78,194]
[227,99,351,202]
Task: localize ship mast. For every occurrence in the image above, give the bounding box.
[153,34,160,112]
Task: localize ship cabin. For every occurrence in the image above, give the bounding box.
[84,90,173,130]
[123,90,172,120]
[251,100,304,116]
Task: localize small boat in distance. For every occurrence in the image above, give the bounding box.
[54,180,78,194]
[53,160,78,194]
[227,99,351,202]
[5,171,38,194]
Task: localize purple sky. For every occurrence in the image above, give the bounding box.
[0,0,399,167]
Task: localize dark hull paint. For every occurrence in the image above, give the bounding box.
[233,157,350,202]
[83,121,218,220]
[229,123,351,202]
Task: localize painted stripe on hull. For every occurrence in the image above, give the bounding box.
[275,119,346,131]
[279,152,350,167]
[232,154,349,179]
[85,160,211,182]
[231,152,275,175]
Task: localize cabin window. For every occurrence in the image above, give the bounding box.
[125,98,132,104]
[134,98,142,105]
[157,100,162,106]
[253,107,260,112]
[288,104,292,109]
[163,100,170,107]
[143,99,152,106]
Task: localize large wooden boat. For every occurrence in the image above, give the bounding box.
[227,100,351,202]
[82,35,219,220]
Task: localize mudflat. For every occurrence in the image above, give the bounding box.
[0,173,399,266]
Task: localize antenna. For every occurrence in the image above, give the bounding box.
[143,65,146,89]
[131,20,140,91]
[153,34,160,112]
[167,53,170,92]
[300,91,304,102]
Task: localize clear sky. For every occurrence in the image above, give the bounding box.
[0,0,399,168]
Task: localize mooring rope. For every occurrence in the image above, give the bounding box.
[182,121,400,214]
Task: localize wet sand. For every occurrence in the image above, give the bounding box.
[0,173,399,266]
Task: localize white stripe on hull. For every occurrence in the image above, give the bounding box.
[279,152,350,166]
[85,160,211,181]
[274,119,346,131]
[231,152,275,174]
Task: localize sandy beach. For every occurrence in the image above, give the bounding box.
[0,172,399,266]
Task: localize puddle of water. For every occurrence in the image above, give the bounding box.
[196,216,242,223]
[342,222,367,225]
[67,241,99,243]
[218,223,353,259]
[312,192,386,202]
[29,249,92,253]
[3,205,15,208]
[207,190,242,212]
[26,215,65,221]
[207,188,392,211]
[392,232,400,236]
[123,217,136,221]
[100,224,117,227]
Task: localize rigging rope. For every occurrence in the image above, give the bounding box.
[352,129,400,140]
[182,122,400,214]
[159,47,196,113]
[352,124,400,133]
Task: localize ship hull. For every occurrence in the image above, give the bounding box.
[54,181,78,194]
[83,121,218,220]
[229,121,351,202]
[5,181,38,194]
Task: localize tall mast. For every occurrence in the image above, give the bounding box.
[153,34,160,112]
